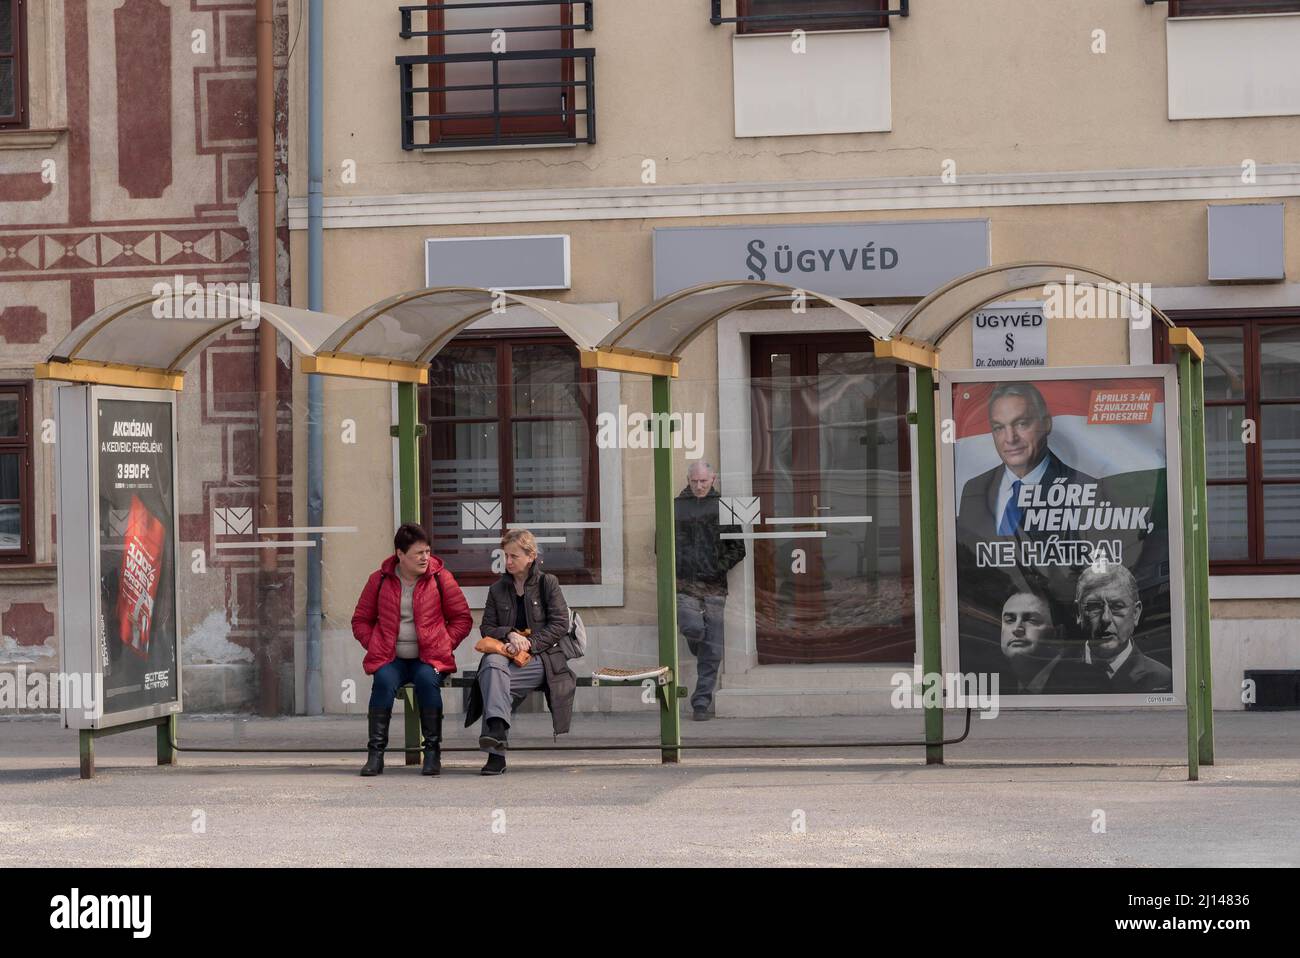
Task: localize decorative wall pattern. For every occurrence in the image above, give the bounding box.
[0,0,293,711]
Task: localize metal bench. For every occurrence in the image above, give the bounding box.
[396,665,675,764]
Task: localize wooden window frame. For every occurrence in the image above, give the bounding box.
[420,329,601,587]
[0,380,35,564]
[736,0,890,34]
[424,1,576,146]
[1157,311,1300,574]
[1168,1,1300,16]
[0,0,28,130]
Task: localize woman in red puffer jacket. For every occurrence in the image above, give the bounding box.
[351,523,472,778]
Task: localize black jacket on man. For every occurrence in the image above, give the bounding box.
[674,485,746,596]
[1106,645,1174,693]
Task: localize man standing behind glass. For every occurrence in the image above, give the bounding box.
[675,461,746,721]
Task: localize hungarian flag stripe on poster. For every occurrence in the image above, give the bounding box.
[953,379,1166,498]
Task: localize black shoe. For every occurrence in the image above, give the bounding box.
[360,709,391,776]
[692,709,713,722]
[478,717,509,751]
[481,753,507,776]
[419,708,443,777]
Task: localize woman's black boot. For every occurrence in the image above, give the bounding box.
[360,709,390,777]
[419,708,443,776]
[478,717,509,751]
[481,753,507,776]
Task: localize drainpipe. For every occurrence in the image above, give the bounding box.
[256,0,280,715]
[305,0,324,716]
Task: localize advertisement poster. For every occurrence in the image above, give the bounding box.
[943,368,1183,706]
[96,397,178,712]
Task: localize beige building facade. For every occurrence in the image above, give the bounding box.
[285,0,1300,717]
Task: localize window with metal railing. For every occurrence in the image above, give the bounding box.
[710,0,907,33]
[397,1,594,150]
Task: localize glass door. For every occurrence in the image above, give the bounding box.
[750,334,914,663]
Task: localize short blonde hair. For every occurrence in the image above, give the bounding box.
[500,528,540,557]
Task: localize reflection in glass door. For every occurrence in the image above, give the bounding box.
[750,334,914,663]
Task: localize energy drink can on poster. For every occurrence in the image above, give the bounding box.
[115,495,165,659]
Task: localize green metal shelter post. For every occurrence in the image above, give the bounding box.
[652,374,683,763]
[79,729,93,779]
[1176,351,1202,782]
[77,716,176,779]
[157,714,177,766]
[396,380,425,765]
[914,367,944,765]
[402,685,421,766]
[396,381,422,524]
[1188,356,1215,765]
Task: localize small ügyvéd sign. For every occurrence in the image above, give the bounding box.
[972,301,1047,369]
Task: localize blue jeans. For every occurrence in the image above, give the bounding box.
[369,658,444,712]
[678,592,726,712]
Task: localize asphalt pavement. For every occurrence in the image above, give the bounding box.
[2,709,1297,867]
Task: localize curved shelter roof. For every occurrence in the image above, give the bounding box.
[37,291,348,390]
[875,261,1187,367]
[304,286,620,384]
[582,281,896,377]
[38,286,619,390]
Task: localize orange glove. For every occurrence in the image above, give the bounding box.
[474,636,531,668]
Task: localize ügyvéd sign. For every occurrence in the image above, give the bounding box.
[971,302,1047,369]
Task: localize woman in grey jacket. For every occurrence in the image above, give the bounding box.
[465,528,576,775]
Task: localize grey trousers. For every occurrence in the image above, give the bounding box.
[477,653,546,755]
[678,592,727,712]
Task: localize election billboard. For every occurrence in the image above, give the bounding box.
[56,385,182,729]
[939,367,1185,707]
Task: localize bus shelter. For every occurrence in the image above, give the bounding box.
[38,286,641,774]
[40,267,1213,780]
[584,265,1213,779]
